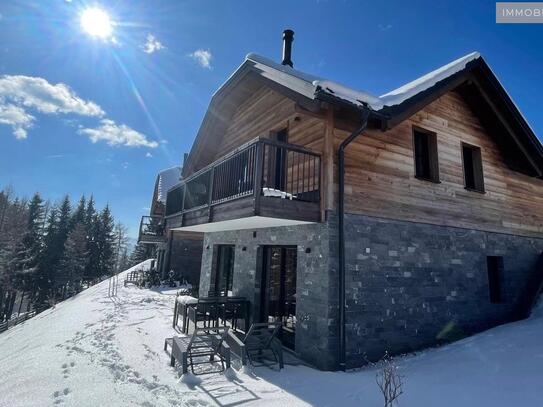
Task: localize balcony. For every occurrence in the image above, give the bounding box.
[165,138,321,232]
[138,215,166,244]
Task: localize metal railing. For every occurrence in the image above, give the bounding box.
[0,310,37,334]
[138,215,165,241]
[165,138,321,217]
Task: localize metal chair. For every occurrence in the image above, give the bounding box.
[170,325,231,375]
[243,322,283,369]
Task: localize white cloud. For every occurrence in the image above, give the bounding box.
[141,34,165,54]
[0,75,104,117]
[78,119,158,148]
[0,75,151,149]
[145,152,153,158]
[0,102,35,139]
[188,49,212,69]
[378,23,393,31]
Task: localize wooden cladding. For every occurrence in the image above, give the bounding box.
[413,127,439,183]
[339,91,543,237]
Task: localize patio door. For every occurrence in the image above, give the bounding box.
[260,245,297,350]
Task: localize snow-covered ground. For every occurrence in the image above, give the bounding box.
[1,260,542,407]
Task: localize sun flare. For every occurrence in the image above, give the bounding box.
[80,7,113,39]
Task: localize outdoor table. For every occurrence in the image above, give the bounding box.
[182,297,250,334]
[173,295,198,330]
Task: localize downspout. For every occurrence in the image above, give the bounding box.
[338,107,370,371]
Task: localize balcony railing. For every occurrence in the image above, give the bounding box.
[138,215,166,243]
[165,137,321,224]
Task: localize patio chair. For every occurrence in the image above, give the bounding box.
[169,326,231,375]
[185,299,222,333]
[243,322,283,369]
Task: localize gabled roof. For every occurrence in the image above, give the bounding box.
[185,52,543,178]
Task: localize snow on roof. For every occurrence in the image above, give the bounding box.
[157,166,181,203]
[245,51,481,112]
[379,52,481,107]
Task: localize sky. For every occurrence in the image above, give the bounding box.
[0,0,542,238]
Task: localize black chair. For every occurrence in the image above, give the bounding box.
[243,322,283,369]
[169,325,231,375]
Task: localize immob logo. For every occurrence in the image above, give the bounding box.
[497,2,543,22]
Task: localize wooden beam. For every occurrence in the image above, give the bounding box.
[470,76,542,177]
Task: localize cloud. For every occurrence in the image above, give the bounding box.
[141,34,165,54]
[145,152,153,158]
[0,75,152,149]
[0,74,105,139]
[378,23,393,31]
[0,75,104,116]
[78,119,158,148]
[188,49,212,69]
[0,103,35,139]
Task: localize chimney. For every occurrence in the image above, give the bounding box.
[281,29,294,68]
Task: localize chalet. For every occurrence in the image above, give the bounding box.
[139,30,543,370]
[138,166,203,287]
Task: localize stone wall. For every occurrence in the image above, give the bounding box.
[339,213,543,368]
[199,222,339,370]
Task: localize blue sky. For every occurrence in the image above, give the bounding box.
[1,0,542,238]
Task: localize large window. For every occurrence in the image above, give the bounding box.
[413,127,439,182]
[212,245,235,296]
[462,143,485,192]
[487,256,504,303]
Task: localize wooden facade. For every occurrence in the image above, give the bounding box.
[182,71,542,239]
[335,91,543,238]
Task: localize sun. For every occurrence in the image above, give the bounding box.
[80,7,113,39]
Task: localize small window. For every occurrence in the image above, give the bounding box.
[212,245,235,296]
[462,143,485,192]
[487,256,504,303]
[413,128,439,182]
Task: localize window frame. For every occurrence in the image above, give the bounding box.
[461,142,485,193]
[412,126,440,183]
[212,244,235,296]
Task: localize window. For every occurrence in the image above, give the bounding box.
[413,128,439,182]
[212,245,235,296]
[462,143,485,192]
[487,256,504,303]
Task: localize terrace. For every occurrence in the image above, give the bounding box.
[162,137,322,233]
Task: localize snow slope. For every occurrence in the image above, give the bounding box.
[1,260,542,407]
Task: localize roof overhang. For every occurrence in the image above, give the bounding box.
[170,216,314,233]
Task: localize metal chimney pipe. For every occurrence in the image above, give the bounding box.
[282,29,294,67]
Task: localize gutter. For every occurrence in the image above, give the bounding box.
[337,107,371,371]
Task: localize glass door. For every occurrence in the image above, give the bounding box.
[261,246,297,350]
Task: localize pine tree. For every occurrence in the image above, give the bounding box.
[97,205,115,278]
[71,196,86,228]
[39,196,72,300]
[12,193,45,301]
[60,223,87,296]
[84,196,100,282]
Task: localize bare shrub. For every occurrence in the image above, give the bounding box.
[375,352,404,407]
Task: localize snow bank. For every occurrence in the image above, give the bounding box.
[1,259,543,406]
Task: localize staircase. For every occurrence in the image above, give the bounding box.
[514,252,543,321]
